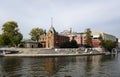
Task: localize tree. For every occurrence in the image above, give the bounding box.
[98,35,116,52]
[98,34,104,47]
[60,41,71,48]
[29,28,44,42]
[101,40,116,52]
[2,21,18,33]
[0,21,23,47]
[98,34,103,42]
[84,28,92,47]
[60,40,78,48]
[0,34,11,46]
[70,39,78,48]
[12,33,23,46]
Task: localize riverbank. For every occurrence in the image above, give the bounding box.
[4,53,105,57]
[0,47,105,57]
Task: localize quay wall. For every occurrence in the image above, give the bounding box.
[0,47,105,54]
[0,47,106,57]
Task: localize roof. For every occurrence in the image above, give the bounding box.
[22,39,36,43]
[49,26,58,34]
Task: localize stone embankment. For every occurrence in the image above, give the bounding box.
[0,47,105,57]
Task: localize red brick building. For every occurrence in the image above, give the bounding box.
[39,26,69,48]
[68,31,116,47]
[60,30,117,47]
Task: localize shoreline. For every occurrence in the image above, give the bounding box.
[0,47,106,57]
[4,53,105,57]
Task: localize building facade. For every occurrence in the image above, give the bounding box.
[22,39,41,48]
[39,26,69,48]
[92,31,117,46]
[68,32,86,46]
[92,31,116,41]
[61,30,117,47]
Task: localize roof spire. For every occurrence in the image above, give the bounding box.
[70,27,72,33]
[49,17,58,34]
[51,17,53,27]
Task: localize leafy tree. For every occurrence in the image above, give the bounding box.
[101,40,116,52]
[70,40,78,48]
[0,21,23,47]
[12,33,23,46]
[98,35,116,52]
[2,21,18,34]
[98,34,104,47]
[60,40,78,48]
[0,34,11,46]
[60,41,71,48]
[29,28,44,42]
[84,28,92,47]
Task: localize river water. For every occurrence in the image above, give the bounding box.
[0,53,120,77]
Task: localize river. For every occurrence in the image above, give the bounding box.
[0,53,120,77]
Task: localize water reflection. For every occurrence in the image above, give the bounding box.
[0,54,120,77]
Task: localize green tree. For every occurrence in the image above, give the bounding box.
[60,40,78,48]
[2,21,18,33]
[84,28,92,47]
[98,35,116,52]
[70,40,78,48]
[98,34,104,47]
[101,40,116,52]
[1,21,23,47]
[29,28,44,42]
[12,33,23,46]
[0,34,11,46]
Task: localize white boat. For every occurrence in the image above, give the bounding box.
[0,50,5,56]
[105,52,111,55]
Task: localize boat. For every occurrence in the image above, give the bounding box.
[0,50,5,56]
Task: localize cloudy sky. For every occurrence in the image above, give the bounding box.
[0,0,120,38]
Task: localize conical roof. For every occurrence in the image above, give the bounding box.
[49,26,58,34]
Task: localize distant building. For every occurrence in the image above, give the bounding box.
[39,26,69,48]
[60,29,86,46]
[60,30,71,36]
[92,31,117,46]
[68,32,86,46]
[60,28,85,46]
[61,30,117,47]
[92,31,116,41]
[22,39,41,48]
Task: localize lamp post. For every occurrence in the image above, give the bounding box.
[80,33,83,46]
[80,33,85,46]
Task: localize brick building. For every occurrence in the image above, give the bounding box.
[61,30,117,47]
[39,26,69,48]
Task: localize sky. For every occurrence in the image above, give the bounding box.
[0,0,120,39]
